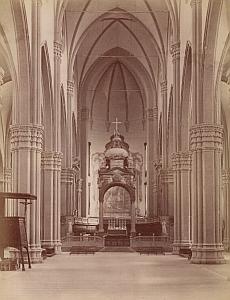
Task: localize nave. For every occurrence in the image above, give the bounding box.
[1,253,230,300]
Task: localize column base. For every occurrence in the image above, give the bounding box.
[191,244,226,264]
[172,242,180,254]
[41,240,55,248]
[223,238,230,252]
[29,246,43,263]
[54,241,62,254]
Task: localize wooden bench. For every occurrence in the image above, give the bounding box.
[135,247,165,255]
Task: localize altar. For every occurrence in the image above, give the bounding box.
[97,119,136,236]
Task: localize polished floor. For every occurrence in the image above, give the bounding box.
[1,252,230,300]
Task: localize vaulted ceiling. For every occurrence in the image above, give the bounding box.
[64,0,170,131]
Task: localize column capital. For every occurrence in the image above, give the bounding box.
[160,168,174,183]
[67,80,74,95]
[61,168,75,183]
[146,107,158,120]
[222,169,230,184]
[0,66,5,85]
[77,178,83,192]
[10,124,44,152]
[41,151,62,171]
[170,41,180,61]
[171,151,192,171]
[54,41,62,59]
[160,81,167,94]
[190,123,223,152]
[190,0,201,8]
[81,107,90,120]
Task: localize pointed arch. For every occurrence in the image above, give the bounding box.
[202,0,224,123]
[41,42,54,150]
[60,85,67,167]
[10,0,31,124]
[167,86,173,167]
[180,42,192,151]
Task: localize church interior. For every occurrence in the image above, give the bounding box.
[1,0,230,299]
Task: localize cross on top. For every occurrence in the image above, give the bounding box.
[112,117,122,134]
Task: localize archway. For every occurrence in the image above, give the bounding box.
[98,182,136,236]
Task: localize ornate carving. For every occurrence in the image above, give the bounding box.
[160,169,174,183]
[170,41,180,61]
[160,81,167,94]
[222,169,230,185]
[41,151,62,171]
[67,81,74,95]
[72,157,80,171]
[171,151,192,171]
[81,107,89,120]
[54,41,62,59]
[61,168,74,184]
[0,67,5,85]
[10,124,44,152]
[190,124,223,152]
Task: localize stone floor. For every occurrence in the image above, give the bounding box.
[1,252,230,300]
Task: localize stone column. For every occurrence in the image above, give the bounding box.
[53,39,63,253]
[77,178,83,217]
[171,41,181,255]
[190,124,225,263]
[131,200,136,235]
[41,152,54,249]
[80,107,89,217]
[10,125,43,263]
[147,107,158,217]
[61,168,75,216]
[172,152,192,253]
[99,200,104,233]
[41,151,62,249]
[161,81,168,168]
[222,169,230,251]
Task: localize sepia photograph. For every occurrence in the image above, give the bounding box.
[0,0,230,299]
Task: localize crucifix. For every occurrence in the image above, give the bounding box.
[112,117,122,135]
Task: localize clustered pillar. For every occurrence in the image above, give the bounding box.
[10,125,44,262]
[222,169,230,251]
[190,125,225,263]
[172,152,191,253]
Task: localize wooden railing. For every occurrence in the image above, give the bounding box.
[62,235,104,247]
[130,236,170,248]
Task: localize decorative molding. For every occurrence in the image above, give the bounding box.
[222,169,230,184]
[160,81,167,94]
[190,124,223,152]
[41,151,62,171]
[171,151,192,171]
[81,107,89,120]
[0,67,5,85]
[190,0,201,8]
[10,124,44,152]
[67,81,74,95]
[61,168,75,183]
[160,168,174,183]
[53,41,62,59]
[170,41,180,61]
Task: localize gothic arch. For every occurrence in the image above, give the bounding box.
[60,85,67,167]
[99,182,135,203]
[167,86,173,167]
[41,43,54,151]
[180,42,192,151]
[11,0,31,124]
[202,0,224,123]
